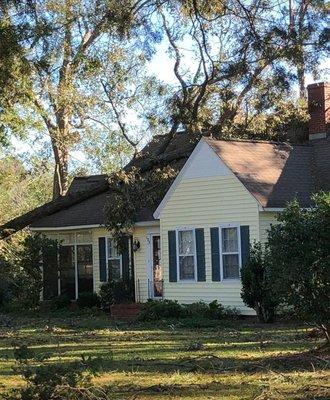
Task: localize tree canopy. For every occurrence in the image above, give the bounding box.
[0,0,329,237]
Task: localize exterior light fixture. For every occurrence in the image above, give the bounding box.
[132,239,140,252]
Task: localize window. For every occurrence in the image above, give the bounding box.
[77,244,93,293]
[107,238,122,281]
[43,231,93,300]
[177,229,196,281]
[220,226,241,279]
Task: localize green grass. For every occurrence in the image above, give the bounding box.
[0,311,329,399]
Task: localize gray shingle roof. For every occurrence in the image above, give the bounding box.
[31,132,198,228]
[31,134,330,228]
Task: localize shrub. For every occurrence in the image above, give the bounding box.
[138,299,184,321]
[0,234,58,310]
[77,292,100,309]
[267,193,330,341]
[138,300,240,321]
[241,241,278,322]
[50,294,72,310]
[184,301,210,318]
[99,279,135,308]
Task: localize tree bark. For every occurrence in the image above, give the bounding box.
[52,141,69,198]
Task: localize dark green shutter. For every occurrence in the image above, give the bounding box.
[121,236,130,282]
[195,228,206,281]
[240,226,250,269]
[98,237,107,282]
[168,231,177,282]
[210,227,221,281]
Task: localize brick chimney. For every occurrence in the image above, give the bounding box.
[307,82,330,140]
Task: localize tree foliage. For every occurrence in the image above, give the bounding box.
[0,234,57,309]
[0,0,162,197]
[241,242,278,323]
[105,165,178,247]
[0,155,52,225]
[267,192,330,341]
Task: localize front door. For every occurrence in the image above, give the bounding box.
[152,235,163,298]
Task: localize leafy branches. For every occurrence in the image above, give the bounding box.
[105,165,178,246]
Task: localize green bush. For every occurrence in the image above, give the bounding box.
[50,294,72,309]
[138,299,184,321]
[77,292,100,309]
[241,241,278,322]
[267,193,330,341]
[0,234,58,310]
[138,300,240,321]
[99,279,135,308]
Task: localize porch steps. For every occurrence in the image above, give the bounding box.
[110,303,141,320]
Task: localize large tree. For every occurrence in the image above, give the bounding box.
[286,0,329,98]
[0,0,160,197]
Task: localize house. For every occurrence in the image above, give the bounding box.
[29,82,330,314]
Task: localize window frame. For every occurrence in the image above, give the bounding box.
[219,224,242,281]
[106,237,123,281]
[44,231,93,300]
[176,227,197,282]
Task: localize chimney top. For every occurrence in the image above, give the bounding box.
[307,82,330,141]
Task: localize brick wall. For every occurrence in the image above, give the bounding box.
[307,82,330,139]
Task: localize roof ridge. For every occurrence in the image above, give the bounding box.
[204,137,309,146]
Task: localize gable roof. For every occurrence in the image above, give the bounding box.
[31,133,330,229]
[204,138,314,208]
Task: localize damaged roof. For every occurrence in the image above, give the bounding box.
[31,133,330,229]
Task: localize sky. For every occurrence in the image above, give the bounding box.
[10,39,330,170]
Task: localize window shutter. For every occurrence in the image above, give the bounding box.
[121,236,130,282]
[210,227,221,281]
[240,226,250,268]
[98,237,107,282]
[168,231,177,282]
[195,228,206,281]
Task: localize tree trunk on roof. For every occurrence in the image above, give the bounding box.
[0,148,193,240]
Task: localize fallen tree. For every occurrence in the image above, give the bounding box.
[0,145,194,240]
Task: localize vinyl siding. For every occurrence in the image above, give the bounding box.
[259,212,279,244]
[160,175,260,314]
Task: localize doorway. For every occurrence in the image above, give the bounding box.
[151,235,163,298]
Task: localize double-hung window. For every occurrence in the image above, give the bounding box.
[220,226,241,280]
[177,229,196,281]
[107,238,122,281]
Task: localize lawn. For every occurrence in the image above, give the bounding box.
[0,311,329,399]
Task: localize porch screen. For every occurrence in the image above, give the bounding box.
[77,244,93,293]
[42,244,58,300]
[59,245,76,299]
